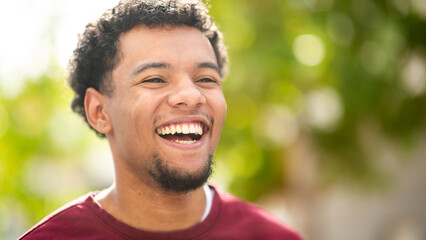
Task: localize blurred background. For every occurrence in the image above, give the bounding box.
[0,0,425,239]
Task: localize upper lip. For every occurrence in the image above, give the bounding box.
[155,115,211,132]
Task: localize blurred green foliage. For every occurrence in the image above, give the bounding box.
[208,0,426,200]
[0,0,425,238]
[0,71,101,238]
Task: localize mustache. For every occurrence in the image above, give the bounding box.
[153,110,214,126]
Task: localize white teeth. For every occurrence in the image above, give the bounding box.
[197,125,203,135]
[173,139,196,144]
[182,125,189,134]
[157,122,204,136]
[189,124,195,133]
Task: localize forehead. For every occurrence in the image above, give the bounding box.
[117,25,217,66]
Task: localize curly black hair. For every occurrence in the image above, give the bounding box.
[68,0,228,137]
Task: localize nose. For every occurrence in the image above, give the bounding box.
[167,78,206,108]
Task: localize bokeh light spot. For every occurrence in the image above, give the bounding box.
[48,111,86,151]
[304,87,343,131]
[401,51,426,96]
[255,106,299,147]
[411,0,426,20]
[293,34,325,66]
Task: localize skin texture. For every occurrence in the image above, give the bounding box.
[84,25,227,231]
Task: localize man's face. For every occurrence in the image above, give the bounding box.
[104,25,226,193]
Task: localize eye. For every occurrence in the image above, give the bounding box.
[197,78,217,83]
[142,78,165,83]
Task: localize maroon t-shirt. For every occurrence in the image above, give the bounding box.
[20,185,302,240]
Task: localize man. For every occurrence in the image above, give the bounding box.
[20,0,302,239]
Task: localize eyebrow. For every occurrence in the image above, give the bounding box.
[129,62,171,81]
[198,62,220,74]
[128,61,220,81]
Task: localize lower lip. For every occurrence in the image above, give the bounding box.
[156,130,209,150]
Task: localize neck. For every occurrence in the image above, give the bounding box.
[94,172,206,232]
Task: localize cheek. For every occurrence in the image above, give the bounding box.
[213,93,227,120]
[110,95,143,135]
[207,92,227,133]
[129,94,163,133]
[218,101,227,124]
[223,99,227,118]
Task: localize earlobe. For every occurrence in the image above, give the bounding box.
[85,88,112,134]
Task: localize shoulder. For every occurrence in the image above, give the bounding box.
[211,186,303,240]
[19,193,105,240]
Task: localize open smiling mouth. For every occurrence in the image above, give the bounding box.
[156,121,207,144]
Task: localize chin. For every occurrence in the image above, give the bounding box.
[147,153,214,194]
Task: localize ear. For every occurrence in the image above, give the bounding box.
[85,88,112,134]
